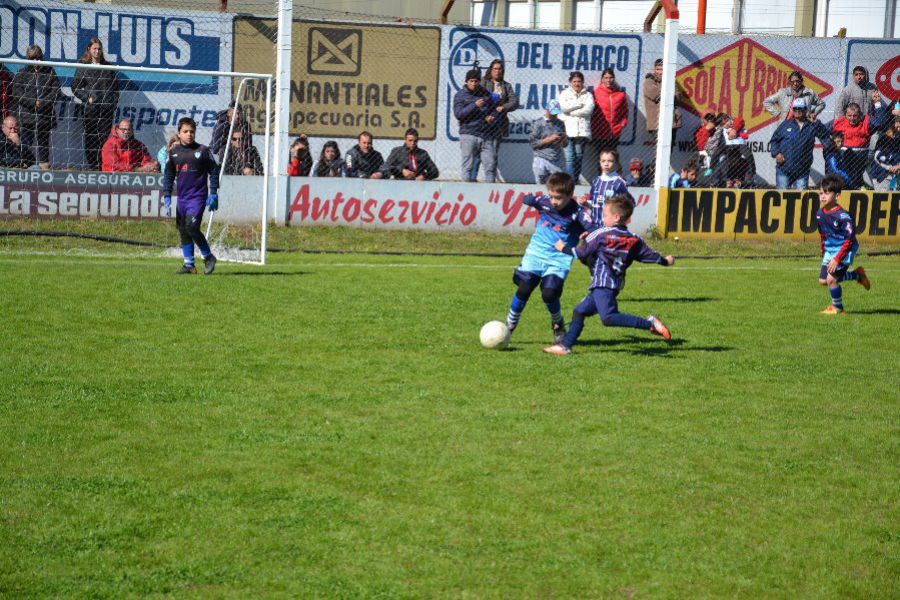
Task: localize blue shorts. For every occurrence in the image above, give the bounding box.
[575,287,619,319]
[819,263,850,279]
[518,251,573,280]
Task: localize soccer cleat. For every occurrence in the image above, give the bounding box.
[855,267,871,290]
[820,305,844,315]
[204,254,218,275]
[552,321,567,344]
[543,344,572,356]
[648,315,671,340]
[176,265,197,275]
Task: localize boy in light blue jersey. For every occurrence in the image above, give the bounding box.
[506,171,594,343]
[816,173,871,314]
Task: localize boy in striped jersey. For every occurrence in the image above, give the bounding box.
[583,149,632,230]
[544,194,674,355]
[816,173,871,314]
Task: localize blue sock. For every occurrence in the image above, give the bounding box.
[839,271,858,282]
[561,313,585,348]
[507,295,527,330]
[603,313,653,330]
[181,243,195,267]
[829,286,843,310]
[197,240,212,260]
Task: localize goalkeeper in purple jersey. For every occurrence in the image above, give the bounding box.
[544,193,675,355]
[162,117,220,275]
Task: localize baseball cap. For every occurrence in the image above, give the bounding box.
[546,99,561,115]
[791,98,807,110]
[629,157,642,169]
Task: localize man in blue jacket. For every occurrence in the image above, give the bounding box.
[453,68,495,183]
[769,98,833,190]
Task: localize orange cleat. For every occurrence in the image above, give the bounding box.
[648,315,671,340]
[855,267,871,291]
[543,344,572,356]
[820,305,844,315]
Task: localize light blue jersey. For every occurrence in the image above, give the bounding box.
[518,194,592,279]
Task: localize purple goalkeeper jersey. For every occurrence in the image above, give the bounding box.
[570,225,663,291]
[163,142,219,214]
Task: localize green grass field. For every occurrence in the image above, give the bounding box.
[1,230,898,597]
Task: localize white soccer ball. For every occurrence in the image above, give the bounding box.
[480,320,510,350]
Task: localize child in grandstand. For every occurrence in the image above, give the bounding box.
[823,131,851,187]
[669,158,699,188]
[505,171,593,343]
[544,194,675,355]
[314,141,345,177]
[584,148,631,229]
[816,174,871,314]
[162,117,220,275]
[156,134,178,173]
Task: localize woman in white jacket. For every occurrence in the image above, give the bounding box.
[557,71,595,183]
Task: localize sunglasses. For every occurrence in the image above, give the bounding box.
[232,136,243,141]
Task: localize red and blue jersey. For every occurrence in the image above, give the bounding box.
[817,204,858,266]
[163,142,219,215]
[569,225,663,291]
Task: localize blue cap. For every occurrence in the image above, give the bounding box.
[791,97,807,110]
[546,99,562,115]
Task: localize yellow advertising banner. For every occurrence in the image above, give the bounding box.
[659,188,900,242]
[233,18,441,139]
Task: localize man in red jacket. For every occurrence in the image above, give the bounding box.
[101,118,159,172]
[591,68,628,151]
[829,92,889,188]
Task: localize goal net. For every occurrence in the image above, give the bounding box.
[0,57,271,265]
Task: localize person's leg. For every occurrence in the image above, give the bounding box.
[185,211,213,261]
[507,269,542,332]
[36,123,51,168]
[85,116,106,170]
[791,175,809,190]
[482,138,499,183]
[820,264,848,313]
[540,274,567,342]
[564,139,577,179]
[571,138,585,182]
[460,134,478,182]
[559,292,600,349]
[175,211,196,271]
[595,288,654,329]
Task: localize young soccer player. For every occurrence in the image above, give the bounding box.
[544,193,675,355]
[506,171,592,343]
[817,173,871,314]
[162,117,220,275]
[584,149,631,228]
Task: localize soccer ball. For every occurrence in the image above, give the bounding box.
[480,320,510,350]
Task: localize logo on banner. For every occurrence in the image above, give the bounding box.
[308,27,362,76]
[874,55,900,100]
[447,32,503,92]
[677,38,833,134]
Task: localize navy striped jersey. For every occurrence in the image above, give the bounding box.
[163,142,219,213]
[816,204,858,265]
[569,225,663,291]
[586,172,632,228]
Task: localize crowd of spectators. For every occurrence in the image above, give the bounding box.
[0,45,898,192]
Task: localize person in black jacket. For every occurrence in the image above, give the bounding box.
[72,38,119,170]
[220,129,263,176]
[0,115,35,168]
[9,45,60,169]
[313,141,345,177]
[380,128,439,180]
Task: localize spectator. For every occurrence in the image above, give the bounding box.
[313,141,344,177]
[480,59,519,174]
[344,131,384,179]
[718,117,756,188]
[211,101,252,159]
[101,118,159,172]
[702,113,733,173]
[71,38,119,171]
[220,130,263,176]
[763,71,825,122]
[624,157,652,187]
[643,58,683,145]
[157,134,179,172]
[0,115,35,168]
[0,63,11,118]
[829,95,890,188]
[9,45,60,170]
[695,112,716,153]
[530,99,568,184]
[769,98,832,189]
[669,158,699,188]
[591,68,628,152]
[836,66,877,118]
[869,116,900,190]
[824,131,851,186]
[381,128,439,180]
[557,71,594,183]
[287,134,313,176]
[454,68,495,183]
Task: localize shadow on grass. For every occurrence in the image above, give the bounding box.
[622,296,717,303]
[850,308,900,315]
[577,336,733,357]
[218,271,310,277]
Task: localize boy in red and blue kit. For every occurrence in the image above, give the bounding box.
[544,193,674,355]
[163,117,220,275]
[816,173,871,314]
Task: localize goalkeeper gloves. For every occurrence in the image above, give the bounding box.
[163,195,171,217]
[206,194,219,211]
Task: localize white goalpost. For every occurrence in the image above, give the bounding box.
[2,57,272,265]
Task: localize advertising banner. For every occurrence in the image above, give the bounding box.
[232,17,441,140]
[659,187,900,241]
[286,178,657,234]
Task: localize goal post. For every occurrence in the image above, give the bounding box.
[0,57,272,265]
